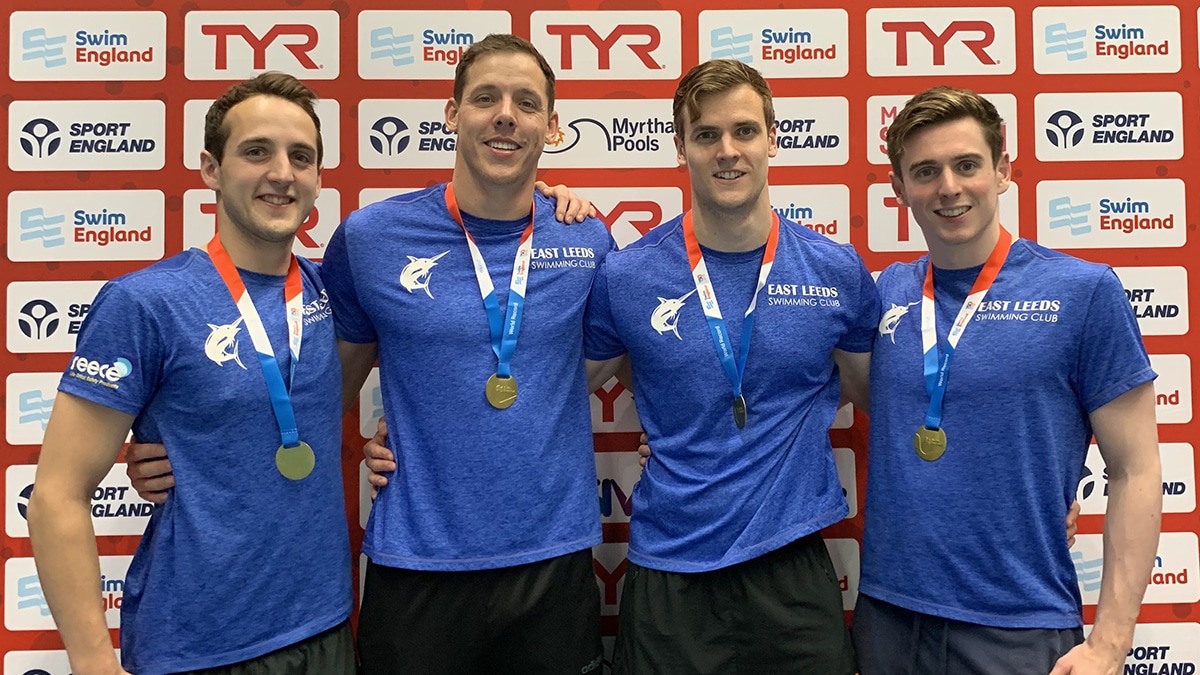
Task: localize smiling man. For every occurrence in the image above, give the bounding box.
[28,73,355,675]
[320,34,615,674]
[853,86,1162,675]
[583,58,878,673]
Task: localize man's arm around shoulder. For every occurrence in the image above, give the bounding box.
[27,392,133,675]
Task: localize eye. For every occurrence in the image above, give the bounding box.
[292,151,314,165]
[736,126,757,137]
[519,99,539,111]
[958,160,979,172]
[913,166,936,180]
[694,130,716,141]
[474,93,494,104]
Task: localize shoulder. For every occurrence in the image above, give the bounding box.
[1010,239,1113,288]
[777,217,862,263]
[344,185,448,230]
[876,257,926,291]
[532,192,614,245]
[614,214,684,256]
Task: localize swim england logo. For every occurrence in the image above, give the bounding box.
[399,251,449,298]
[878,300,918,344]
[650,289,695,340]
[204,317,246,369]
[20,119,62,158]
[1046,110,1085,148]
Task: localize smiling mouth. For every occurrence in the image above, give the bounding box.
[935,206,970,217]
[487,140,520,151]
[715,170,745,180]
[260,195,294,206]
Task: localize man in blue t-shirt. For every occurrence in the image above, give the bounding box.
[851,86,1162,674]
[582,59,877,674]
[28,74,357,675]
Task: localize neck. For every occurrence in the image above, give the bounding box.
[216,226,292,275]
[690,202,773,252]
[451,168,535,221]
[928,222,1001,270]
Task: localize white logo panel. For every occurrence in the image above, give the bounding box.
[10,11,166,81]
[867,93,1018,165]
[7,280,105,354]
[5,372,60,446]
[834,447,857,518]
[1085,623,1200,673]
[769,184,850,244]
[183,98,340,169]
[1113,266,1188,336]
[867,182,1019,254]
[825,538,860,610]
[579,187,683,249]
[5,649,119,675]
[1150,355,1192,425]
[8,100,164,172]
[7,464,153,538]
[531,11,682,80]
[8,190,164,262]
[1033,6,1181,74]
[590,380,641,433]
[184,11,339,80]
[772,98,849,167]
[542,99,677,169]
[1077,443,1195,515]
[1073,532,1198,605]
[358,99,460,169]
[697,10,849,78]
[596,450,641,526]
[182,189,341,260]
[866,7,1016,76]
[5,556,132,630]
[1035,92,1183,161]
[358,11,511,79]
[1036,179,1185,249]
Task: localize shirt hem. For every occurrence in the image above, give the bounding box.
[364,533,602,571]
[857,585,1083,630]
[124,606,351,675]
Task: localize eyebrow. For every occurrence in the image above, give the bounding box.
[691,120,762,133]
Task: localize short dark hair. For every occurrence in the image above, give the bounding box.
[204,71,322,164]
[887,86,1004,175]
[453,34,556,110]
[673,59,775,136]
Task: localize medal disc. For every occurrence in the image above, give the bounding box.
[485,374,518,409]
[276,441,316,480]
[913,426,947,461]
[733,395,747,429]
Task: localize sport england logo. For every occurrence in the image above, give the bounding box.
[370,117,411,155]
[204,318,246,369]
[698,10,849,78]
[8,464,155,538]
[531,11,682,80]
[878,301,919,344]
[1036,179,1184,249]
[8,190,165,262]
[9,101,164,172]
[8,281,103,354]
[357,11,512,79]
[650,290,695,340]
[866,7,1016,76]
[185,11,339,80]
[1113,266,1189,337]
[17,300,59,340]
[1032,7,1180,74]
[399,251,449,299]
[10,12,166,81]
[1035,92,1183,161]
[357,100,456,169]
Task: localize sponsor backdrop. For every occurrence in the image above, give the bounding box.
[1,0,1196,670]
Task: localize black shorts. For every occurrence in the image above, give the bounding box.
[175,620,355,675]
[358,550,603,675]
[852,593,1084,675]
[613,532,855,675]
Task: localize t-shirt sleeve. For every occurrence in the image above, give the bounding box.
[1075,267,1156,412]
[320,217,378,344]
[57,279,162,417]
[836,252,882,353]
[583,257,627,360]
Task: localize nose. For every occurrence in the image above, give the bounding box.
[716,132,739,161]
[265,150,294,184]
[493,96,517,129]
[937,169,961,197]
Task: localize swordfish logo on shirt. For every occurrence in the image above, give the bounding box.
[399,250,450,299]
[878,300,919,343]
[650,289,695,340]
[204,317,246,368]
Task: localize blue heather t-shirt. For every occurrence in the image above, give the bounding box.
[58,249,351,675]
[322,184,614,570]
[585,215,880,572]
[861,239,1155,628]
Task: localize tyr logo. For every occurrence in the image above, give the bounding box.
[544,25,663,69]
[593,201,663,238]
[880,21,997,66]
[201,24,319,70]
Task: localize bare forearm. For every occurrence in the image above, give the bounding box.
[1089,463,1162,660]
[27,494,122,675]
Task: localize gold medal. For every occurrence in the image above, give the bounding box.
[733,395,747,429]
[276,441,316,480]
[485,374,518,409]
[913,426,947,461]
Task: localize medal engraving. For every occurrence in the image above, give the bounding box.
[485,374,519,409]
[913,426,947,461]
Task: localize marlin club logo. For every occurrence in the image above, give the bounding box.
[400,251,449,299]
[651,289,695,340]
[878,300,919,344]
[205,317,246,368]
